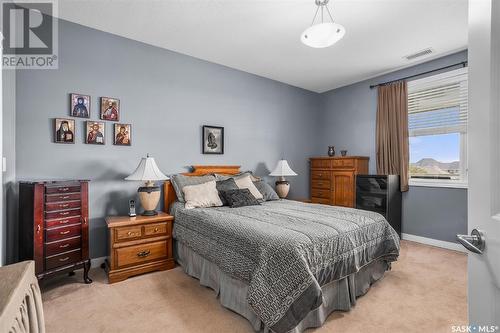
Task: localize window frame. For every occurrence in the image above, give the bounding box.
[407,67,468,189]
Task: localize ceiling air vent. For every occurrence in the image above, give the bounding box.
[404,48,434,61]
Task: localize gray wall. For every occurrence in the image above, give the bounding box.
[14,19,322,259]
[319,50,468,242]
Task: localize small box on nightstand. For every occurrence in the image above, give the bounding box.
[105,212,175,283]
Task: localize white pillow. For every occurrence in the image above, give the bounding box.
[183,180,223,209]
[234,175,264,200]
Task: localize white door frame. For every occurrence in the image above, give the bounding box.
[467,0,500,326]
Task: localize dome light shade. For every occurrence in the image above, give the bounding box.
[301,22,345,48]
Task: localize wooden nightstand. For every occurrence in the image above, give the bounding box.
[105,212,175,283]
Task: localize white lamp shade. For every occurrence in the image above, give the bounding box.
[301,22,346,48]
[125,156,169,181]
[269,160,297,177]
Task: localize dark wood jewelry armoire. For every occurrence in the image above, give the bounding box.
[18,180,92,283]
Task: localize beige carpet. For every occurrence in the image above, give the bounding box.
[40,240,467,333]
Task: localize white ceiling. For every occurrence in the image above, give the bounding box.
[56,0,468,93]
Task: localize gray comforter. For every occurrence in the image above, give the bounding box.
[171,200,400,333]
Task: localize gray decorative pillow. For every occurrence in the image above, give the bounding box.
[170,174,215,203]
[220,189,261,208]
[216,178,239,206]
[253,180,279,201]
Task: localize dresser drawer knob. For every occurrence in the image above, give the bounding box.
[60,204,69,208]
[59,243,70,248]
[127,231,134,236]
[137,250,151,258]
[60,212,70,216]
[59,187,69,192]
[60,219,69,224]
[61,196,70,199]
[59,256,70,262]
[154,227,159,232]
[60,230,70,235]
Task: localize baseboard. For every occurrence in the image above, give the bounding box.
[90,256,106,268]
[401,233,467,253]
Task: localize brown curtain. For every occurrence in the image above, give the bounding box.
[376,81,409,192]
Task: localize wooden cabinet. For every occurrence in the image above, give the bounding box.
[18,180,91,283]
[310,157,369,207]
[105,212,175,284]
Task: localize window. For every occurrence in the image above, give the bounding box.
[407,67,468,188]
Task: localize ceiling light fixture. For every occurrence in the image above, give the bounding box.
[301,0,345,48]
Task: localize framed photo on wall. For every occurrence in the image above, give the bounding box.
[100,97,120,121]
[86,121,105,145]
[202,125,224,154]
[54,118,75,144]
[114,123,131,146]
[70,93,90,118]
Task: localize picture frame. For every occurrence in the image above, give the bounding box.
[114,123,131,146]
[69,93,90,118]
[54,118,75,144]
[202,125,224,154]
[100,97,120,121]
[85,121,105,145]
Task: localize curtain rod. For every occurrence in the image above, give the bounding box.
[369,61,468,89]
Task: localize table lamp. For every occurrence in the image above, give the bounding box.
[269,159,297,199]
[125,154,169,216]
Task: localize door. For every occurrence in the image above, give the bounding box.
[463,0,500,326]
[332,171,354,207]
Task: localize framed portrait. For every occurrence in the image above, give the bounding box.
[114,123,131,146]
[202,125,224,154]
[86,121,105,145]
[70,93,90,118]
[54,118,75,144]
[100,97,120,121]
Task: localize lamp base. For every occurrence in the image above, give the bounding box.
[275,180,290,199]
[138,185,161,216]
[141,209,158,216]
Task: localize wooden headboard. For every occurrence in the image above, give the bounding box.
[163,165,241,213]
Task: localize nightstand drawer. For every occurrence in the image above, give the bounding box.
[116,240,168,268]
[45,236,81,257]
[45,249,81,270]
[115,226,142,242]
[144,222,169,237]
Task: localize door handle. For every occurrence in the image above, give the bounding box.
[456,229,485,254]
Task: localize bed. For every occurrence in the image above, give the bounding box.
[163,165,400,333]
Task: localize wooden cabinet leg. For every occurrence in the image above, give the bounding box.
[83,260,92,284]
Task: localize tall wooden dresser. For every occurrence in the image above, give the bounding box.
[310,156,369,207]
[18,180,92,283]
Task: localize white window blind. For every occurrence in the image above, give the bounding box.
[408,67,468,136]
